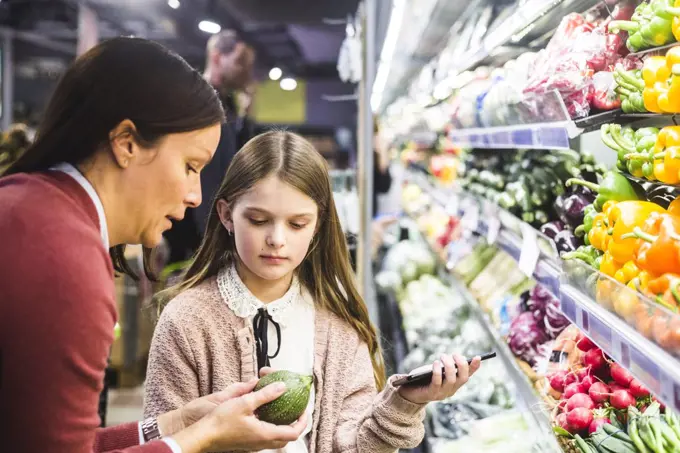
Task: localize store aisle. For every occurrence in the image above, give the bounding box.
[106,386,145,427]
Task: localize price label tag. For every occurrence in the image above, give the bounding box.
[483,201,501,244]
[518,222,540,277]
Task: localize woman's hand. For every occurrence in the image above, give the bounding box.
[170,379,308,453]
[397,354,482,405]
[158,380,263,435]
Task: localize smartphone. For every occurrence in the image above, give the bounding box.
[393,352,497,387]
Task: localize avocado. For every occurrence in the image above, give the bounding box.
[254,370,313,425]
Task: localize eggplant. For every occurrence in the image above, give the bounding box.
[554,229,579,254]
[540,221,566,240]
[554,190,594,228]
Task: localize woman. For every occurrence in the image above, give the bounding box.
[144,131,481,452]
[0,38,306,453]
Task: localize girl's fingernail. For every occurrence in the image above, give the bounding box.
[274,383,286,392]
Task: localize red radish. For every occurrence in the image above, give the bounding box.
[567,393,596,412]
[556,413,570,431]
[580,375,595,392]
[549,371,567,392]
[610,389,636,410]
[564,383,584,399]
[577,334,596,352]
[629,379,650,398]
[589,418,610,434]
[567,407,594,432]
[610,364,634,387]
[558,399,568,412]
[609,382,626,392]
[589,382,610,403]
[564,372,578,387]
[576,368,591,381]
[583,348,606,370]
[593,366,612,382]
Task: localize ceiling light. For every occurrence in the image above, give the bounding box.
[198,20,221,34]
[280,78,297,91]
[269,67,282,81]
[168,0,180,9]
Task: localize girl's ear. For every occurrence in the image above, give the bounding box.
[216,199,234,234]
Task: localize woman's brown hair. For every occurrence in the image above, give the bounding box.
[3,37,225,280]
[159,130,386,389]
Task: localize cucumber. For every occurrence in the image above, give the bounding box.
[254,370,313,425]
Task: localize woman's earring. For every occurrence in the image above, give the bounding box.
[227,229,233,236]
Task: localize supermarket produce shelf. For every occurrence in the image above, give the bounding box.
[407,170,680,418]
[439,271,562,453]
[560,283,680,415]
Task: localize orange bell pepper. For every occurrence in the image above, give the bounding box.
[647,273,680,311]
[668,197,680,216]
[625,212,680,275]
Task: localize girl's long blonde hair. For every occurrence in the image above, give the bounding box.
[158,130,386,389]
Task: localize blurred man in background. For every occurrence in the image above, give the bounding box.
[163,30,256,268]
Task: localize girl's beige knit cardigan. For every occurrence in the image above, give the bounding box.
[143,276,427,453]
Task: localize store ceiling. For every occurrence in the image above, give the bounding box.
[1,0,361,80]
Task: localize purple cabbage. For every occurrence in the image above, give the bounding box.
[508,312,550,366]
[544,298,570,338]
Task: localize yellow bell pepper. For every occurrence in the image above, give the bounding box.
[674,0,680,42]
[658,64,680,113]
[652,126,680,184]
[607,200,666,264]
[615,260,641,285]
[600,252,622,278]
[628,270,655,293]
[613,288,641,324]
[589,212,611,252]
[643,56,668,113]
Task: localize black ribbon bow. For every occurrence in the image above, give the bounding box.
[253,308,282,370]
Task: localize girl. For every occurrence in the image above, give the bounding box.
[144,131,481,452]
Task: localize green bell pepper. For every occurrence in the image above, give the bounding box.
[562,245,603,268]
[575,205,598,238]
[635,127,660,149]
[605,124,637,171]
[640,15,674,47]
[566,171,644,211]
